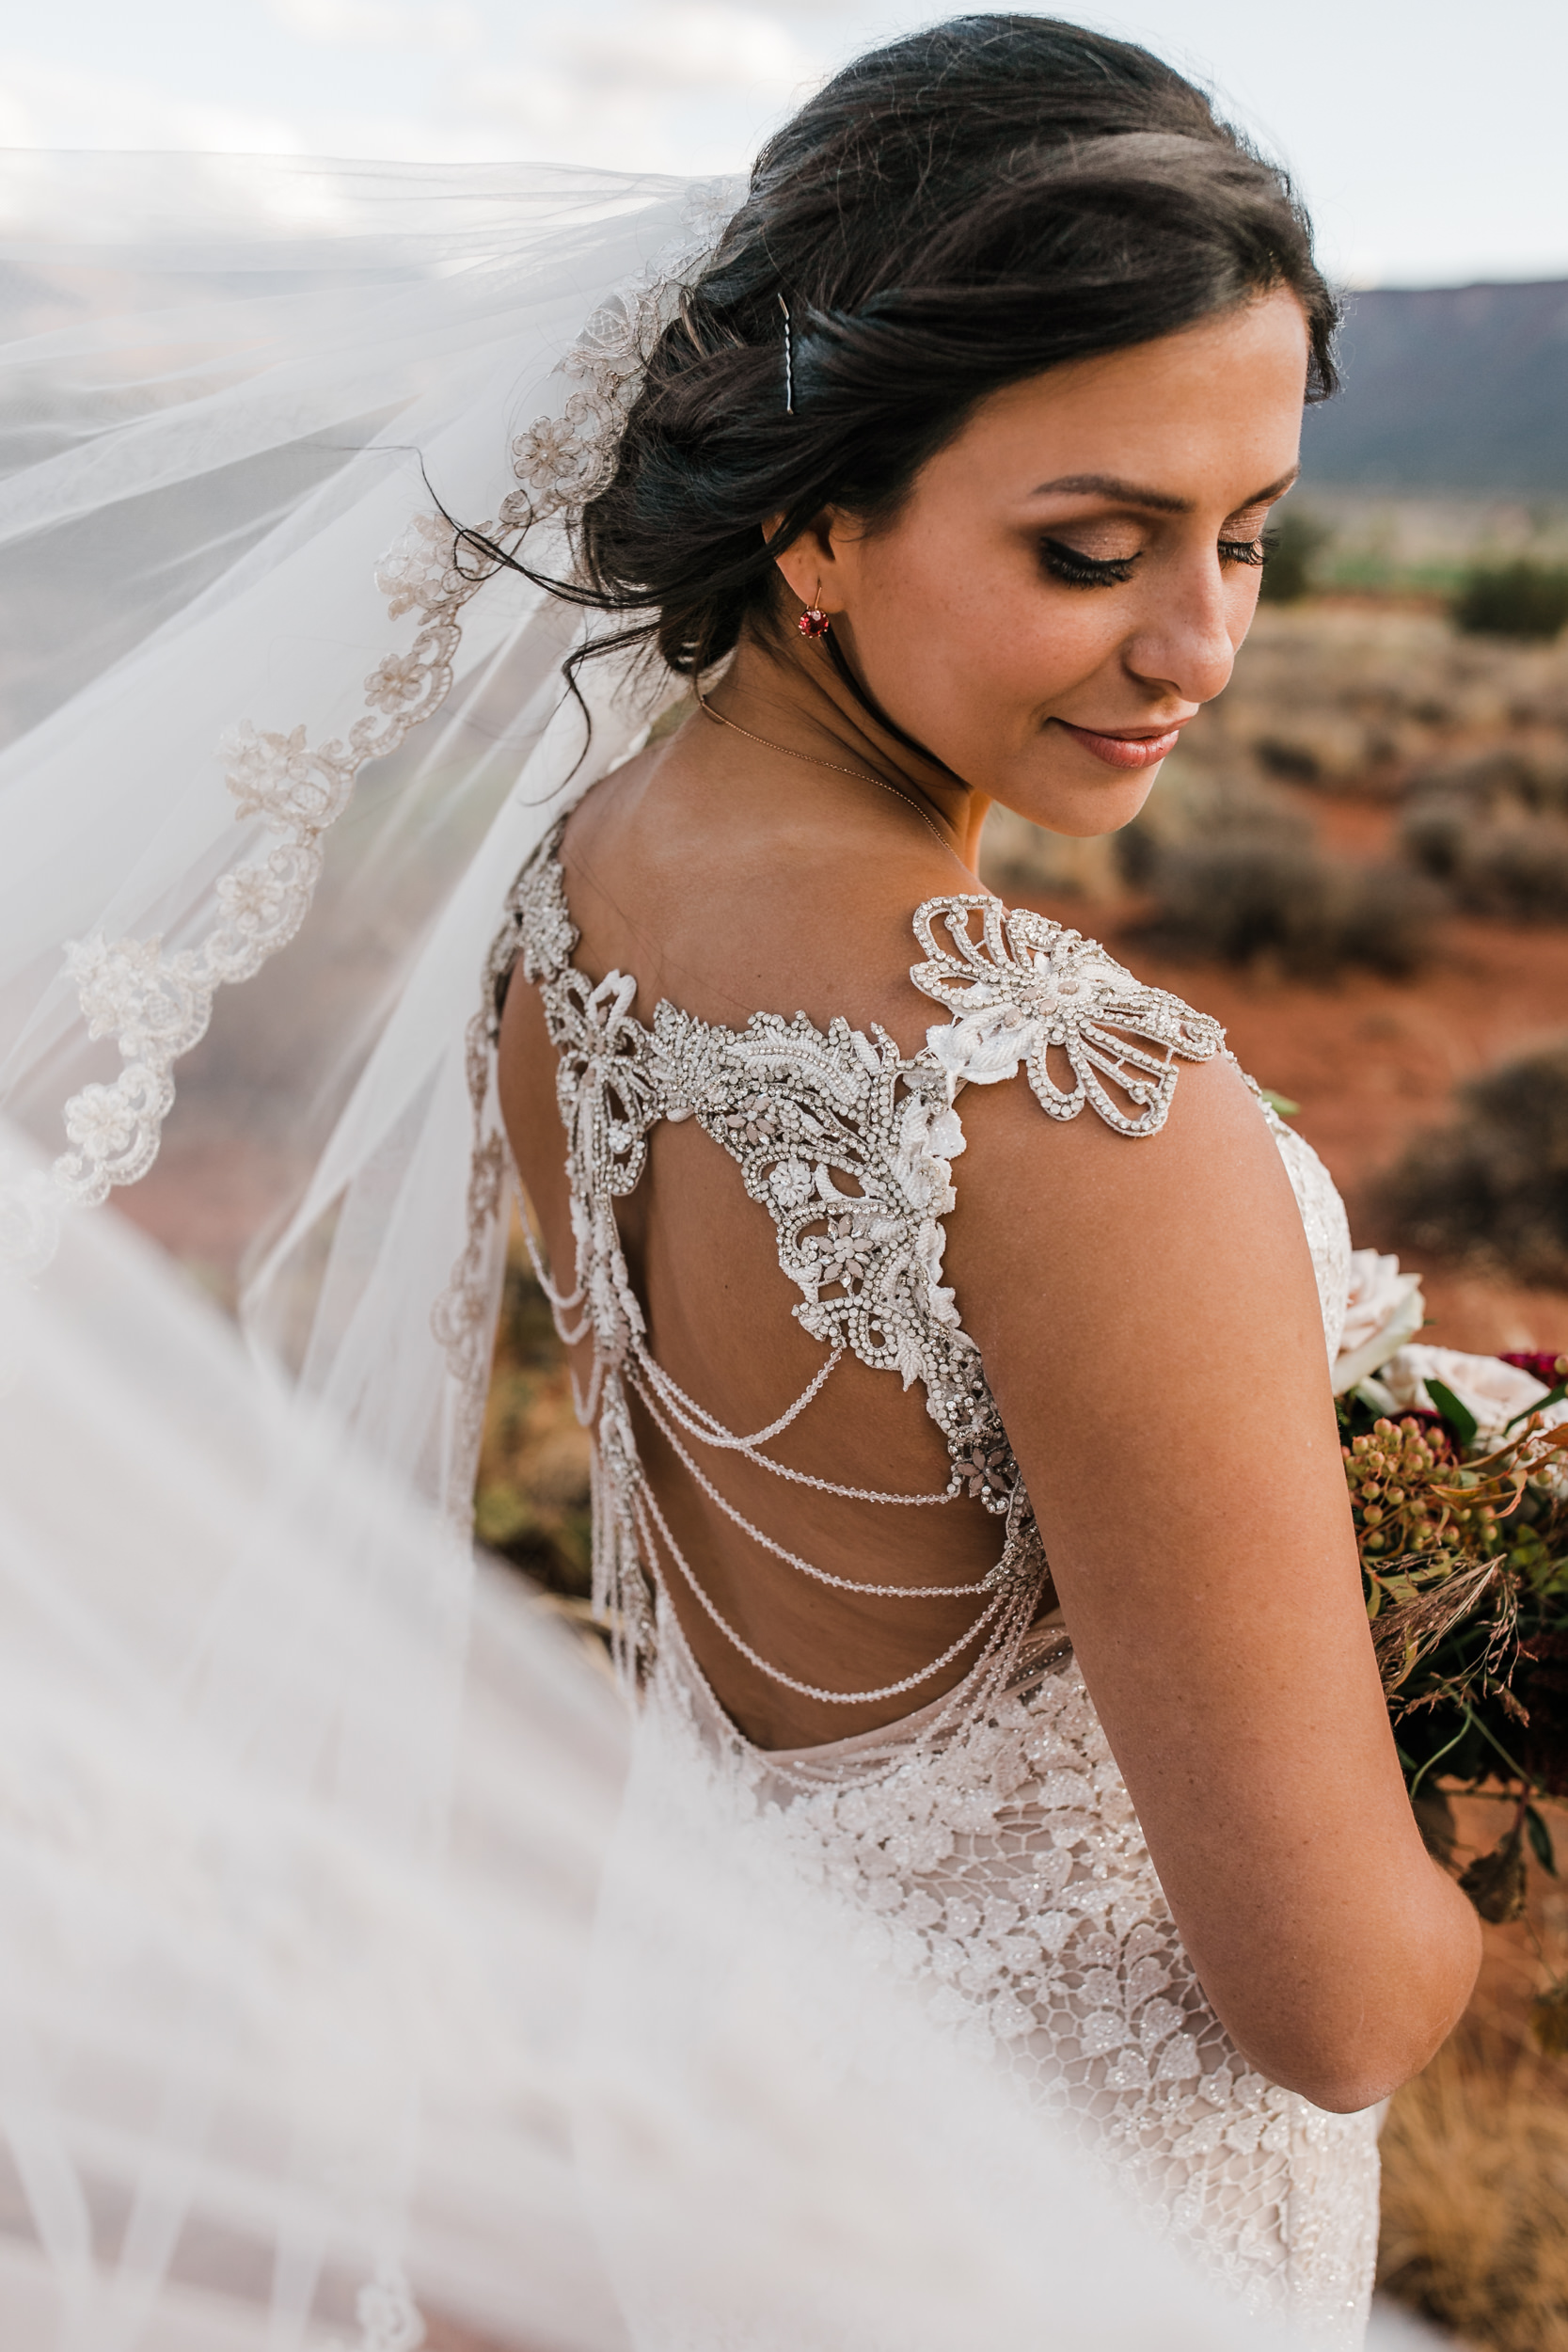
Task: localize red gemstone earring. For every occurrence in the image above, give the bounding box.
[797,584,831,641]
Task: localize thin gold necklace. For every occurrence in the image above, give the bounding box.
[695,685,960,864]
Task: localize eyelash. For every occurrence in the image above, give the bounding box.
[1221,532,1274,569]
[1040,531,1275,589]
[1040,539,1137,589]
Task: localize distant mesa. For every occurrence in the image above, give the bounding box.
[1303,278,1568,495]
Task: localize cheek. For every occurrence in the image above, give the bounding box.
[1226,569,1264,643]
[857,542,1106,727]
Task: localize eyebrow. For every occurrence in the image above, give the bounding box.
[1029,468,1301,513]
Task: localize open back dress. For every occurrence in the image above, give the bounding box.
[492,817,1380,2350]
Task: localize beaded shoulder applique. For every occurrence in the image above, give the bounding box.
[910,894,1224,1135]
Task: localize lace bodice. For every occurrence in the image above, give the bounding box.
[497,820,1375,2349]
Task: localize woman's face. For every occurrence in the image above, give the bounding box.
[782,288,1310,836]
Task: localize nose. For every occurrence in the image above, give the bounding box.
[1119,559,1241,709]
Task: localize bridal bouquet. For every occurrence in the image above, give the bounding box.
[1332,1251,1568,2039]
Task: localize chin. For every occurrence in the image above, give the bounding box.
[1004,760,1163,840]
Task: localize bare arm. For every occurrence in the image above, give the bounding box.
[946,1054,1480,2112]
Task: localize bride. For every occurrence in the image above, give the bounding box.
[0,13,1478,2352]
[494,16,1479,2348]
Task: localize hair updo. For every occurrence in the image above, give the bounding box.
[570,13,1339,679]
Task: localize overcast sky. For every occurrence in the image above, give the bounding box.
[1,0,1561,288]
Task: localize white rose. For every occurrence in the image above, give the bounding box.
[1375,1343,1568,1448]
[1330,1250,1427,1396]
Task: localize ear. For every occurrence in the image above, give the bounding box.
[761,509,853,616]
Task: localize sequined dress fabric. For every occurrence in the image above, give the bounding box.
[501,824,1376,2349]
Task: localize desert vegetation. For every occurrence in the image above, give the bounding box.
[1374,1041,1568,1289]
[1106,767,1438,977]
[1379,2020,1568,2349]
[1453,560,1568,643]
[474,1225,594,1608]
[1377,1786,1568,2352]
[1402,748,1568,921]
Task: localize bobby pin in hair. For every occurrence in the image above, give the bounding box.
[778,292,794,416]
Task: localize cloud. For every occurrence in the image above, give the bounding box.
[555,1,820,97]
[0,50,304,153]
[266,0,483,49]
[436,0,835,171]
[0,46,488,167]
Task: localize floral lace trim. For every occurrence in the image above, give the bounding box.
[515,828,1022,1521]
[0,506,514,1295]
[11,187,735,1287]
[420,185,734,1502]
[505,181,733,532]
[648,1629,1381,2343]
[426,841,541,1524]
[325,2259,425,2352]
[50,516,483,1220]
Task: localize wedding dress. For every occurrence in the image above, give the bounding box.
[498,825,1380,2350]
[0,152,1401,2351]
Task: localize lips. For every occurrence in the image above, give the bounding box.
[1054,719,1183,771]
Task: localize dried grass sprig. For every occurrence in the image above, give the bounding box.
[1370,1557,1506,1693]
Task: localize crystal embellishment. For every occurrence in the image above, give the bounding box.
[910,894,1225,1136]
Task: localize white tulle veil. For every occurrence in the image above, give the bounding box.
[0,149,734,2347]
[0,148,1390,2352]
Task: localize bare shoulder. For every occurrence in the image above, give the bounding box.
[945,998,1322,1437]
[554,735,983,1052]
[922,885,1335,1534]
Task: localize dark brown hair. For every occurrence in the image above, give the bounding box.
[516,15,1339,683]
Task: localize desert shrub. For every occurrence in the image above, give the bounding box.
[1258,507,1329,605]
[1379,2037,1568,2352]
[1251,734,1323,783]
[1406,748,1568,816]
[1404,797,1568,919]
[474,1228,593,1599]
[1248,707,1394,790]
[1374,1039,1568,1286]
[1402,749,1568,920]
[1120,817,1437,977]
[1453,561,1568,643]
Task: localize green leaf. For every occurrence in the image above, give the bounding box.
[1258,1089,1301,1118]
[1527,1804,1558,1876]
[1426,1378,1479,1449]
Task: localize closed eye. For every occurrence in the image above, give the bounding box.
[1220,532,1272,569]
[1044,531,1278,588]
[1040,538,1140,589]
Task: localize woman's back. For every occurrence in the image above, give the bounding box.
[501,728,1033,1753]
